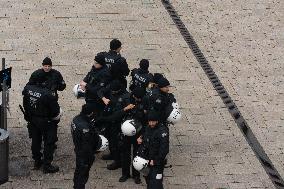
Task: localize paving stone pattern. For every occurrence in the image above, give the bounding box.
[0,0,282,188]
[171,0,284,185]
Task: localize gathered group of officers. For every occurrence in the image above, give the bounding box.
[21,39,181,189]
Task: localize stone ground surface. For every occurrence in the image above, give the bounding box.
[0,0,283,188]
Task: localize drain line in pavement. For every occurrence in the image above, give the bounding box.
[160,0,284,188]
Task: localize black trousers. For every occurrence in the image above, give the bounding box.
[30,119,58,165]
[145,165,164,189]
[105,123,122,163]
[121,135,140,177]
[72,128,96,189]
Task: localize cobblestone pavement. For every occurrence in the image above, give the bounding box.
[171,0,284,184]
[0,0,283,188]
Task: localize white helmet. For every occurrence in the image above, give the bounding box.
[121,119,142,136]
[133,156,149,171]
[73,84,85,99]
[97,135,109,152]
[167,108,182,124]
[172,102,180,110]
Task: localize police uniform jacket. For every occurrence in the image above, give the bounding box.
[129,68,153,91]
[102,94,148,136]
[28,69,66,99]
[146,88,176,122]
[97,86,130,123]
[83,65,111,101]
[22,84,60,125]
[100,51,130,80]
[141,123,169,166]
[71,114,101,155]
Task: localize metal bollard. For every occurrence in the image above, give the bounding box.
[0,128,9,185]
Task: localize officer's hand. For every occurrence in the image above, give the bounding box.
[150,160,154,166]
[137,136,143,144]
[102,97,110,105]
[123,104,135,111]
[80,81,87,90]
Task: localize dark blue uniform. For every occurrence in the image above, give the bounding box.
[99,51,130,89]
[22,84,60,168]
[120,95,148,182]
[141,123,169,189]
[145,88,176,125]
[83,65,111,112]
[71,113,101,189]
[28,69,66,101]
[129,68,153,92]
[97,85,129,166]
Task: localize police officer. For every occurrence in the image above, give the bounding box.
[146,77,176,125]
[71,104,104,189]
[22,81,61,173]
[28,57,66,101]
[80,53,111,113]
[101,39,130,89]
[119,87,147,184]
[145,73,163,102]
[137,111,169,189]
[129,59,153,92]
[97,80,130,170]
[151,73,164,89]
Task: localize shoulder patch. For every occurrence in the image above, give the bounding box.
[82,129,89,133]
[161,133,168,138]
[155,99,162,104]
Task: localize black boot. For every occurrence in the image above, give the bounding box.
[133,176,141,184]
[119,175,130,182]
[33,160,43,170]
[107,161,121,170]
[43,164,59,174]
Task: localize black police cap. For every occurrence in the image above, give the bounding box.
[94,53,106,66]
[147,111,160,121]
[42,57,52,66]
[157,77,170,88]
[153,73,163,84]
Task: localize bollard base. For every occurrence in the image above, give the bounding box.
[0,129,9,185]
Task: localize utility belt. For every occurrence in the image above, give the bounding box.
[30,115,54,127]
